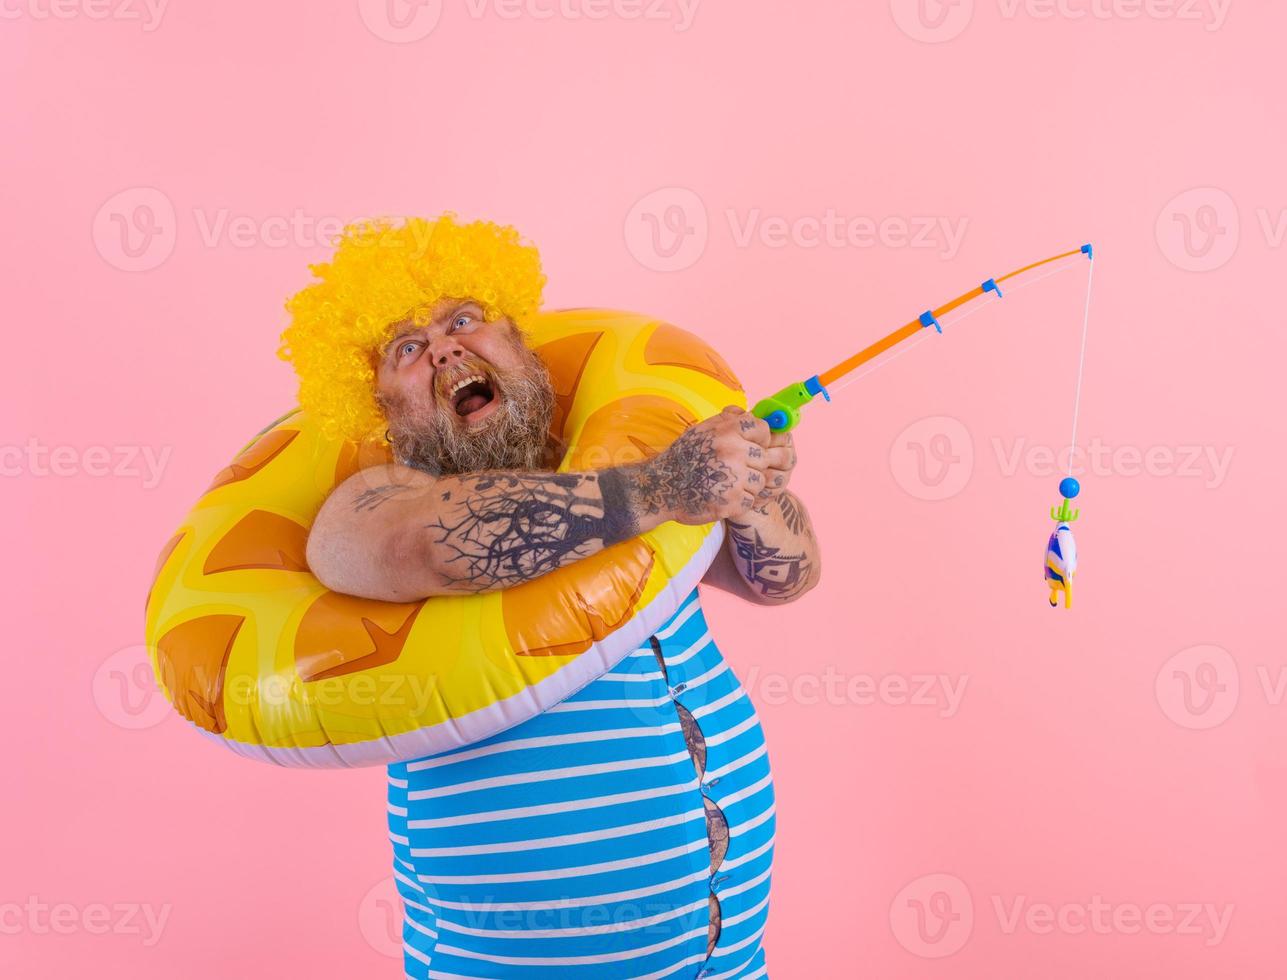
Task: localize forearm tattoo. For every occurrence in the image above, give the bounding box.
[774,493,808,535]
[424,471,640,592]
[627,427,735,519]
[726,520,813,600]
[750,491,812,535]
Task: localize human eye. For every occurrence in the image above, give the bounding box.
[451,313,474,331]
[396,339,421,359]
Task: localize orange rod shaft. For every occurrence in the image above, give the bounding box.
[815,248,1084,389]
[995,247,1084,284]
[817,319,920,386]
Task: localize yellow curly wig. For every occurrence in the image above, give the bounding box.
[279,214,546,442]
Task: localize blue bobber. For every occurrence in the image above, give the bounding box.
[1058,476,1080,500]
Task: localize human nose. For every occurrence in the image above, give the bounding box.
[425,334,466,369]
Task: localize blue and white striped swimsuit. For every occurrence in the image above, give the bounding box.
[387,587,775,978]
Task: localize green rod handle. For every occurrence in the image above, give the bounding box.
[751,381,818,432]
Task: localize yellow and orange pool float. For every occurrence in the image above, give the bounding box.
[143,309,745,767]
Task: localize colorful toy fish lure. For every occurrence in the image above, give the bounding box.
[1045,477,1080,609]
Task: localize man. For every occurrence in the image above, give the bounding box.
[284,215,821,978]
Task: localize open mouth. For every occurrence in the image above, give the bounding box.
[445,373,498,420]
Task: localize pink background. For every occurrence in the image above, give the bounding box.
[2,1,1283,976]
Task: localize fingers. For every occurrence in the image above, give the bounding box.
[732,416,795,507]
[742,441,771,474]
[729,408,772,448]
[713,408,790,517]
[754,432,795,495]
[762,467,791,492]
[762,445,793,470]
[761,429,795,472]
[768,428,794,450]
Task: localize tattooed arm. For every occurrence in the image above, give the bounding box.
[306,407,775,601]
[701,427,822,605]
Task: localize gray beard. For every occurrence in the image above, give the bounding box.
[379,343,558,477]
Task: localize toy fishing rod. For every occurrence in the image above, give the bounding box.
[751,244,1096,608]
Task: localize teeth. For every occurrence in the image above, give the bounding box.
[447,374,485,396]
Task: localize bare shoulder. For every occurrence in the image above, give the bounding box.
[311,462,438,551]
[308,462,440,597]
[326,462,438,514]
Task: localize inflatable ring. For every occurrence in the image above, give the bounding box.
[144,309,745,768]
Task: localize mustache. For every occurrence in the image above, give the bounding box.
[380,344,556,477]
[434,361,499,403]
